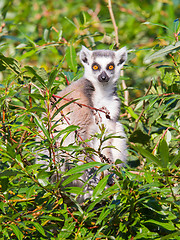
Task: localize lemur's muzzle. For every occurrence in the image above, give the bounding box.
[98,71,110,82]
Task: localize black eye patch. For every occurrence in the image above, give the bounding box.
[107,62,115,71]
[92,63,101,71]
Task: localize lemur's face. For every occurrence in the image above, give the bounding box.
[80,46,127,85]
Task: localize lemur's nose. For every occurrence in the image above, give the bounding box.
[98,71,110,82]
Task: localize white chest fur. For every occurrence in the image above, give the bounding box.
[91,82,120,122]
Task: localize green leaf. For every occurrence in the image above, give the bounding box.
[126,106,139,120]
[143,21,169,30]
[59,145,83,152]
[63,186,84,194]
[9,224,23,240]
[159,139,169,168]
[173,19,179,33]
[64,162,104,176]
[0,169,21,177]
[58,221,76,239]
[133,145,162,167]
[66,45,77,73]
[25,66,46,88]
[0,178,9,192]
[61,173,83,186]
[159,231,180,240]
[144,41,180,62]
[30,222,46,237]
[40,216,64,222]
[96,208,111,225]
[1,0,13,19]
[17,49,37,60]
[145,219,176,231]
[87,190,113,212]
[169,151,180,168]
[47,68,58,89]
[92,175,109,199]
[53,125,79,143]
[32,113,51,142]
[129,129,151,144]
[51,98,77,121]
[0,53,20,74]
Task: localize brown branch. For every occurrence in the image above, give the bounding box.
[158,93,175,97]
[106,0,129,109]
[52,96,110,165]
[169,53,180,75]
[153,127,169,154]
[107,0,119,48]
[52,94,111,119]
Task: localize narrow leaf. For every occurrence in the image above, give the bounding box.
[58,221,76,238]
[0,170,21,177]
[66,45,77,73]
[143,21,169,30]
[0,53,20,74]
[145,219,176,231]
[133,145,162,167]
[31,222,46,237]
[144,41,180,62]
[9,224,23,240]
[159,139,169,168]
[64,162,104,176]
[31,113,51,142]
[47,68,58,89]
[53,125,79,143]
[51,98,77,121]
[25,66,46,88]
[92,175,109,199]
[169,151,180,168]
[61,173,83,186]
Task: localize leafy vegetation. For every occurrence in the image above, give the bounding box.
[0,0,180,239]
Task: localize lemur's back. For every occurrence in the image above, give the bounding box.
[53,78,95,140]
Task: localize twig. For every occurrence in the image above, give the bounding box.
[152,127,170,154]
[169,53,180,75]
[107,0,119,48]
[134,80,152,131]
[52,96,110,165]
[61,72,70,85]
[52,94,111,119]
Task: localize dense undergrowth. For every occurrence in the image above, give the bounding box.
[0,0,180,239]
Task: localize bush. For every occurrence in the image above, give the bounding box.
[0,0,180,239]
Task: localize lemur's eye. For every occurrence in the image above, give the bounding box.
[92,64,99,70]
[108,65,114,70]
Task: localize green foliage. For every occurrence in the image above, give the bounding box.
[0,0,180,239]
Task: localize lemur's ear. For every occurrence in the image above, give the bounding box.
[80,46,92,65]
[116,47,127,67]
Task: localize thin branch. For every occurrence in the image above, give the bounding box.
[153,127,170,154]
[52,96,111,165]
[107,0,119,48]
[169,53,180,75]
[52,94,111,119]
[107,0,129,110]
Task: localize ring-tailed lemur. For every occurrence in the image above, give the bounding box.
[42,46,127,202]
